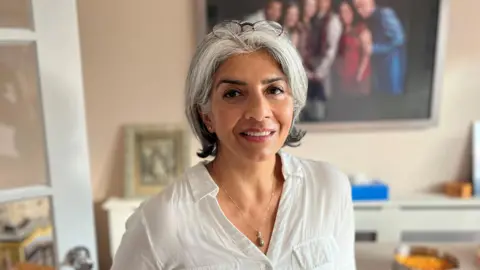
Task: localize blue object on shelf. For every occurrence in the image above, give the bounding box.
[351,180,389,201]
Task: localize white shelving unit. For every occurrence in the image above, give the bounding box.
[355,194,480,242]
[103,194,480,258]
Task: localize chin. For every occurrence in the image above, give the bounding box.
[240,149,278,162]
[238,143,283,162]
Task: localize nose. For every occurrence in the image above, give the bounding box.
[244,92,272,121]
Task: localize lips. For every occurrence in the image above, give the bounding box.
[239,129,276,143]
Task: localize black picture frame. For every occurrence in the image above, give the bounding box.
[193,0,450,131]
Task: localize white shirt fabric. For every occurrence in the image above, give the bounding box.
[111,151,356,270]
[244,10,266,23]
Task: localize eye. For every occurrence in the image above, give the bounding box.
[267,86,284,95]
[223,89,241,98]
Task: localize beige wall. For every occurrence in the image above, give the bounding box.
[76,0,480,269]
[77,1,195,269]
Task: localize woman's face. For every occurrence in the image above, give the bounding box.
[284,6,300,28]
[303,0,317,19]
[202,50,294,162]
[318,0,332,13]
[339,2,354,26]
[266,1,283,22]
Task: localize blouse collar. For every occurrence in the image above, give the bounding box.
[186,150,304,203]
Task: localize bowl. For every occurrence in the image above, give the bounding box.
[392,244,460,270]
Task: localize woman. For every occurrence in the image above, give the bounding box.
[111,21,355,270]
[334,1,372,96]
[281,1,301,46]
[295,0,317,64]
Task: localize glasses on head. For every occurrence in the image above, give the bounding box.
[212,20,284,38]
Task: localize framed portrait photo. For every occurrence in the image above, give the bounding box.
[123,124,189,198]
[194,0,450,131]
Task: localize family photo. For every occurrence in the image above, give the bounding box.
[205,0,441,124]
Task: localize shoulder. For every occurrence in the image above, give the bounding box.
[126,164,205,241]
[283,152,351,195]
[244,10,264,23]
[304,158,350,191]
[379,6,399,17]
[136,163,204,229]
[330,12,340,20]
[119,165,209,264]
[329,13,342,29]
[328,12,341,23]
[282,153,353,227]
[126,177,186,232]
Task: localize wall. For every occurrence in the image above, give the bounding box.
[76,0,480,269]
[76,1,194,269]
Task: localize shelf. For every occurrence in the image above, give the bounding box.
[354,193,480,208]
[0,186,53,204]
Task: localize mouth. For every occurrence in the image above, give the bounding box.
[239,130,276,142]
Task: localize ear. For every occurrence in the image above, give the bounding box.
[198,108,214,132]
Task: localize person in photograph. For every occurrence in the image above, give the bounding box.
[295,0,317,61]
[244,0,283,23]
[354,0,406,95]
[111,20,355,270]
[301,0,342,121]
[281,1,301,47]
[334,1,372,96]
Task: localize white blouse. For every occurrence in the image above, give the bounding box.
[111,151,356,270]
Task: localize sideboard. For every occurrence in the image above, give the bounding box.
[103,194,480,258]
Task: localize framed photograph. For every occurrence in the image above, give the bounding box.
[194,0,450,131]
[123,124,189,198]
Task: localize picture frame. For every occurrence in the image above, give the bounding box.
[123,124,190,198]
[193,0,450,131]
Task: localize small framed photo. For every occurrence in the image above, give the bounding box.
[123,124,189,198]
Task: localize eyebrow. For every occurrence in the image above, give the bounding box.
[216,77,285,89]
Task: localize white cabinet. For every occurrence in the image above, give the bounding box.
[103,195,480,258]
[354,194,480,242]
[102,198,142,258]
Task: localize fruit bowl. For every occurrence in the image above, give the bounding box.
[392,244,459,270]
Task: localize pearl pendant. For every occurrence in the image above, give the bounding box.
[256,231,265,247]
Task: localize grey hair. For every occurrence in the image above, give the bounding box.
[185,21,308,158]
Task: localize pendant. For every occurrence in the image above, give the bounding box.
[256,231,265,247]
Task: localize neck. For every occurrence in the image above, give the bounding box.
[210,148,281,206]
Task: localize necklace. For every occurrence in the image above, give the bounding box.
[220,179,276,248]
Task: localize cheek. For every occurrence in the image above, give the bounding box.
[274,101,294,129]
[347,13,353,22]
[210,104,241,130]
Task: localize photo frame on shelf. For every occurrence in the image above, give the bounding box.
[194,0,450,131]
[123,124,189,198]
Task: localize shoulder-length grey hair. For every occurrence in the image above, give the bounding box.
[185,21,308,158]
